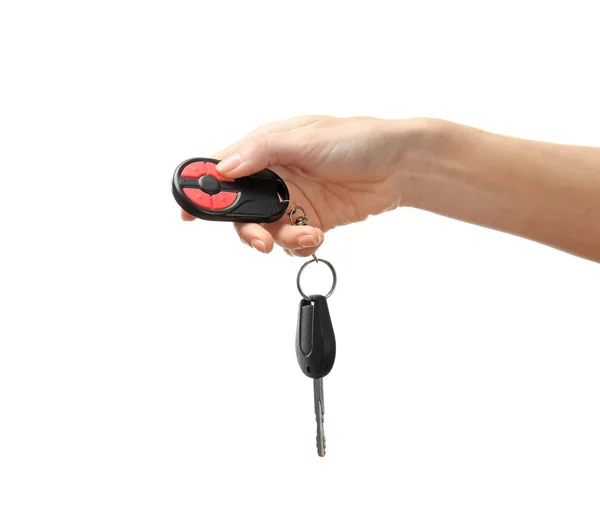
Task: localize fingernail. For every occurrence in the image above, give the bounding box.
[216,153,242,174]
[250,239,266,253]
[297,230,323,248]
[298,235,317,247]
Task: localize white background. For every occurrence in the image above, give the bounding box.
[1,1,599,516]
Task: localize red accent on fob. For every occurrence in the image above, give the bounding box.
[181,162,206,178]
[212,191,238,210]
[183,188,213,209]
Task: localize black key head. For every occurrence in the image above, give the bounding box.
[296,295,336,379]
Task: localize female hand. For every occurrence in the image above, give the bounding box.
[181,115,430,256]
[182,114,600,263]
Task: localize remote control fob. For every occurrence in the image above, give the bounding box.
[172,157,290,223]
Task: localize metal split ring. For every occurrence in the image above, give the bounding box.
[296,257,337,300]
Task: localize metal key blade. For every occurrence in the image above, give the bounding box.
[314,377,326,456]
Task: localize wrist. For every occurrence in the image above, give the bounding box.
[396,118,484,210]
[383,117,457,209]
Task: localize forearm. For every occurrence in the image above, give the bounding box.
[405,120,600,262]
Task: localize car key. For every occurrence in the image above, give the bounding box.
[296,294,336,456]
[171,157,290,223]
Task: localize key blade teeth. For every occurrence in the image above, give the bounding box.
[316,428,326,457]
[317,441,325,457]
[316,400,326,457]
[313,378,327,457]
[317,436,326,456]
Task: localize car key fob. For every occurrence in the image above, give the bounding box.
[172,157,290,223]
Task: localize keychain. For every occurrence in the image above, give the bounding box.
[172,158,337,457]
[287,202,337,457]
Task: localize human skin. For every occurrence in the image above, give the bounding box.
[180,115,600,263]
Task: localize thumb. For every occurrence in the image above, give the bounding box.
[215,130,305,179]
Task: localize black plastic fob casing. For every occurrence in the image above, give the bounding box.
[172,157,290,223]
[296,295,336,379]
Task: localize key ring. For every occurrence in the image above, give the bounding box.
[296,257,337,300]
[284,199,336,299]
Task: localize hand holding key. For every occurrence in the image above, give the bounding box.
[180,114,429,256]
[174,113,600,456]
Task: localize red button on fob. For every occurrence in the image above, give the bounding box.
[212,191,238,210]
[183,187,213,209]
[181,162,206,179]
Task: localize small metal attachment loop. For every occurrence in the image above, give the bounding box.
[284,200,320,263]
[288,206,309,226]
[296,257,337,300]
[282,200,309,226]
